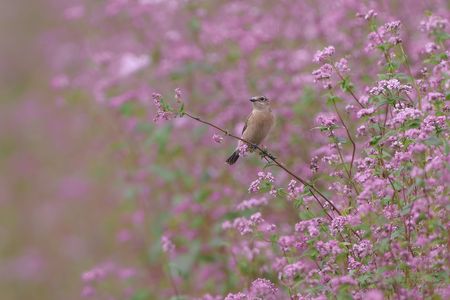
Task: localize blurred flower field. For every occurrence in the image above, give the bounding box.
[0,0,449,299]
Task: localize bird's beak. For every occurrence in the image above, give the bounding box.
[249,97,258,102]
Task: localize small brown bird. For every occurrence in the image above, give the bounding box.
[226,96,274,165]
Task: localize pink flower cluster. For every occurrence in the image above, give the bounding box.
[152,93,172,122]
[368,79,412,96]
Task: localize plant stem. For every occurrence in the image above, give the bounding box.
[331,99,356,178]
[399,44,422,110]
[165,260,180,297]
[334,69,365,108]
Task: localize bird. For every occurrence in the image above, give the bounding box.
[226,96,274,165]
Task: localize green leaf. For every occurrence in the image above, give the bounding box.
[119,102,136,117]
[433,30,450,44]
[403,119,421,129]
[336,252,348,265]
[131,290,152,300]
[391,227,403,240]
[260,180,273,193]
[170,297,189,300]
[150,165,176,182]
[326,95,341,106]
[178,103,185,116]
[227,45,241,63]
[294,198,304,209]
[392,181,403,191]
[298,210,312,220]
[444,139,450,155]
[424,136,442,146]
[337,287,353,300]
[189,17,201,32]
[385,61,399,73]
[170,241,201,279]
[381,196,391,206]
[400,204,411,216]
[370,136,382,146]
[153,125,172,151]
[358,272,374,286]
[376,238,390,252]
[191,216,204,228]
[159,97,172,112]
[340,77,354,93]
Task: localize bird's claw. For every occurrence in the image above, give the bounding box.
[259,146,276,160]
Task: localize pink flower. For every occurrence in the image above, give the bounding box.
[287,179,302,201]
[278,235,296,252]
[248,172,274,193]
[161,235,175,254]
[384,20,402,32]
[389,107,422,125]
[236,197,268,211]
[174,88,182,101]
[422,42,439,54]
[238,143,249,156]
[329,275,357,291]
[64,5,85,20]
[250,278,278,298]
[280,261,305,282]
[225,212,265,235]
[335,58,350,73]
[363,289,384,300]
[312,63,333,88]
[420,15,448,33]
[212,134,224,143]
[316,113,337,127]
[224,292,247,300]
[118,53,149,78]
[316,240,342,256]
[81,286,95,298]
[330,216,348,235]
[425,92,444,102]
[361,9,378,21]
[352,239,373,258]
[369,79,412,95]
[152,93,172,122]
[82,267,107,283]
[295,218,323,237]
[357,107,375,118]
[313,46,335,63]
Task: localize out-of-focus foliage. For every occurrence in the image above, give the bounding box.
[1,0,449,299]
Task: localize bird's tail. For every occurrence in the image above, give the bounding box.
[226,150,240,165]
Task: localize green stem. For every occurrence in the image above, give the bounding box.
[399,44,422,110]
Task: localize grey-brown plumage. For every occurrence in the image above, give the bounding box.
[226,96,274,165]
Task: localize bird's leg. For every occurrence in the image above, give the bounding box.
[258,145,276,160]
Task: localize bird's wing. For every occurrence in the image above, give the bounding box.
[242,111,253,135]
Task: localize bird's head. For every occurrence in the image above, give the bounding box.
[249,96,271,110]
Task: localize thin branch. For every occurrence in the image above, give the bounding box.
[381,103,389,136]
[331,99,356,178]
[399,44,422,110]
[164,258,180,297]
[183,112,342,217]
[334,69,365,108]
[373,27,392,66]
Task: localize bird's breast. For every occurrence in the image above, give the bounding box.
[242,110,274,145]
